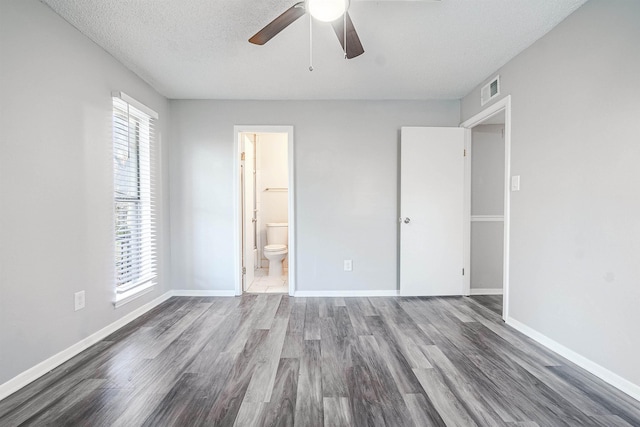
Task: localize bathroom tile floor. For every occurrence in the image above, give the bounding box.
[246,268,289,294]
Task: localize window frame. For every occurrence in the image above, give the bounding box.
[112,92,158,307]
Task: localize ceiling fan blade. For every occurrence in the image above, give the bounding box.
[331,12,364,59]
[249,2,306,45]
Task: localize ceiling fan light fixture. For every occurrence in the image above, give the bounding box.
[307,0,349,22]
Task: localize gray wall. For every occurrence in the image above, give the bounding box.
[169,100,460,292]
[470,222,504,291]
[0,0,171,384]
[471,125,505,216]
[471,125,505,291]
[461,0,640,387]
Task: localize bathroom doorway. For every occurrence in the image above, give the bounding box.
[233,126,295,296]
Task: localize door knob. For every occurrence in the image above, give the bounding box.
[404,218,411,224]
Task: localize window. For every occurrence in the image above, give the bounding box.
[112,92,158,306]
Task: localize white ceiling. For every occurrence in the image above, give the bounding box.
[40,0,587,100]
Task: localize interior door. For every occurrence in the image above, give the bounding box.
[243,134,256,290]
[400,127,466,296]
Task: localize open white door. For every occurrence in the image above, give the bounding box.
[242,134,256,290]
[400,127,466,296]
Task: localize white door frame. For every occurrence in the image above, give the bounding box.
[241,133,256,291]
[460,95,512,321]
[233,125,296,296]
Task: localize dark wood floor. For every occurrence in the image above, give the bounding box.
[1,295,639,426]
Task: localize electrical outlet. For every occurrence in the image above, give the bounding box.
[344,259,353,272]
[74,291,85,311]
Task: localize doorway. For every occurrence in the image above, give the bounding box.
[461,96,512,320]
[234,126,295,296]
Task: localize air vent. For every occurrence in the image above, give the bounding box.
[481,75,500,106]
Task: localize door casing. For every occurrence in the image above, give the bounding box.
[460,95,512,321]
[233,125,295,296]
[241,133,256,291]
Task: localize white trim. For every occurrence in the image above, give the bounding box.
[506,316,640,402]
[234,126,296,298]
[294,290,399,297]
[460,95,512,322]
[114,282,155,308]
[287,129,296,297]
[171,290,236,297]
[0,291,173,401]
[462,129,471,296]
[234,131,241,296]
[111,91,159,119]
[470,215,504,222]
[460,95,510,130]
[470,288,503,295]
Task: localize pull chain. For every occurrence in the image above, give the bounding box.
[309,15,313,71]
[343,11,347,59]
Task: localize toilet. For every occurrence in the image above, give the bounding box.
[264,223,288,277]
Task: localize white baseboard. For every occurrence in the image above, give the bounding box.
[171,289,236,297]
[0,291,173,402]
[294,290,399,297]
[506,316,640,402]
[470,288,503,295]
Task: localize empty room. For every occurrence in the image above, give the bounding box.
[1,0,639,425]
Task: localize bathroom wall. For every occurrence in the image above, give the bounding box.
[470,124,505,292]
[461,0,640,390]
[257,133,289,266]
[169,100,460,293]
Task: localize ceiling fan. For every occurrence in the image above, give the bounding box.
[249,0,364,59]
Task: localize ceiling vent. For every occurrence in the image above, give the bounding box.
[481,75,500,106]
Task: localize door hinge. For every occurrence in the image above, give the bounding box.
[462,268,465,275]
[242,267,246,274]
[464,149,467,157]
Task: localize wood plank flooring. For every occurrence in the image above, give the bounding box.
[470,295,503,317]
[1,295,639,426]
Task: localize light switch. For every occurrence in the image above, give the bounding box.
[511,175,520,191]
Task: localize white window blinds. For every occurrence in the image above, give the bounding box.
[112,93,157,299]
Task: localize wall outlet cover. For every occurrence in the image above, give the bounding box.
[344,260,353,272]
[74,291,85,311]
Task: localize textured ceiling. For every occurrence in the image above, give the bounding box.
[40,0,587,100]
